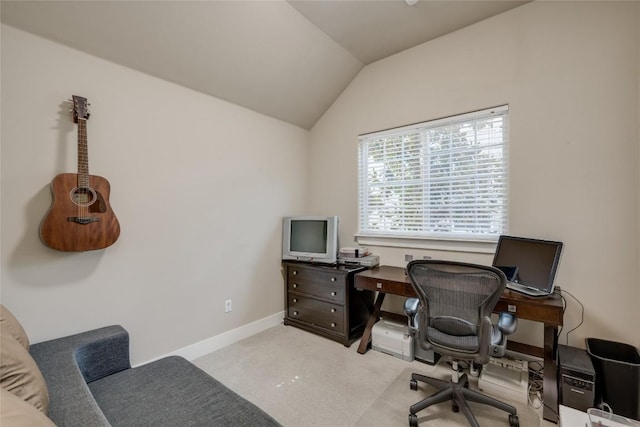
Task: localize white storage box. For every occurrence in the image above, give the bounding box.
[372,320,414,362]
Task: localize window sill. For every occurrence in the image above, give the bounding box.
[353,234,498,254]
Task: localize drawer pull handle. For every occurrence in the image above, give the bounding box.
[293,284,298,288]
[331,323,336,328]
[293,298,298,303]
[331,308,336,313]
[376,282,383,289]
[293,271,298,275]
[293,311,298,316]
[330,277,336,282]
[331,292,337,296]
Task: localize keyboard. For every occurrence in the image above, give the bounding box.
[506,281,550,297]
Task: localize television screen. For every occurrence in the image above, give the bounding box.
[290,220,327,254]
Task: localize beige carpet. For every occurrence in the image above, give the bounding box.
[194,324,540,427]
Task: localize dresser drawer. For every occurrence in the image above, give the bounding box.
[288,266,343,284]
[287,295,344,332]
[288,269,345,304]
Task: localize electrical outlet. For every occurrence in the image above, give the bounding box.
[224,299,232,313]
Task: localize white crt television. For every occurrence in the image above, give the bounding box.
[282,216,338,264]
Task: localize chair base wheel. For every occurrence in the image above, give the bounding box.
[409,413,418,427]
[409,379,418,391]
[509,414,519,427]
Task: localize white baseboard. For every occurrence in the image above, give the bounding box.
[139,311,284,366]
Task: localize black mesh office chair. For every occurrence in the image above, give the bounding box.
[404,260,519,427]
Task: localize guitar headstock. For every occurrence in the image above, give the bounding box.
[71,95,90,123]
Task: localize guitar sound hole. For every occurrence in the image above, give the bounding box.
[70,187,97,207]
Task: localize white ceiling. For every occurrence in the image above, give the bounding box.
[1,0,528,129]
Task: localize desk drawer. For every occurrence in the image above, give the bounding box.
[494,299,563,325]
[287,295,344,333]
[355,275,416,298]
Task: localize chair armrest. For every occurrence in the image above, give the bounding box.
[30,325,131,426]
[403,298,419,317]
[497,312,517,335]
[403,298,420,333]
[487,313,518,359]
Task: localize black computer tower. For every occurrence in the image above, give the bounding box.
[558,344,596,411]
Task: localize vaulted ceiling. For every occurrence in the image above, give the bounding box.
[1,1,528,129]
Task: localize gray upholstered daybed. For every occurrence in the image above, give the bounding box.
[1,306,280,426]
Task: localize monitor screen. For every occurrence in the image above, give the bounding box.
[492,235,563,292]
[290,220,327,254]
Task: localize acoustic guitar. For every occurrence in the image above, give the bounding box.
[39,96,120,251]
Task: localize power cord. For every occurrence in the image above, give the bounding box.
[528,386,542,409]
[560,289,584,345]
[557,292,566,340]
[528,360,544,409]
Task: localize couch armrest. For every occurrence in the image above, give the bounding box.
[30,325,131,426]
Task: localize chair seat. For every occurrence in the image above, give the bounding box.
[427,327,478,352]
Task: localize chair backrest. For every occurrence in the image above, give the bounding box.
[406,260,506,362]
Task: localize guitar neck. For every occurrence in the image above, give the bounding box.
[77,118,89,188]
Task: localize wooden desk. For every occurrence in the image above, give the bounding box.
[354,265,564,423]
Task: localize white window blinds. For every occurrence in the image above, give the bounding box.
[358,106,509,242]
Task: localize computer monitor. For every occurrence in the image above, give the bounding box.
[492,235,564,294]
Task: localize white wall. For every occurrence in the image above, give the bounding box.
[309,1,640,348]
[1,25,308,364]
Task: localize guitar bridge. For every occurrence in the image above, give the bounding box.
[67,217,101,225]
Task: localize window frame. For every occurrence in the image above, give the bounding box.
[356,106,509,253]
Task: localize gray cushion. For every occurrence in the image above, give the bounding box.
[89,356,280,427]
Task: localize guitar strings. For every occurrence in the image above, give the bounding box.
[78,118,87,222]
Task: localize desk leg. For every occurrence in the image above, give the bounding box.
[543,324,559,423]
[357,292,386,354]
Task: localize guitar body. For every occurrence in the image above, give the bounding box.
[40,173,120,251]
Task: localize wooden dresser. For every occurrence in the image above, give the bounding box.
[282,261,372,346]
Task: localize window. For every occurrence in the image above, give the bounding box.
[357,106,508,247]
